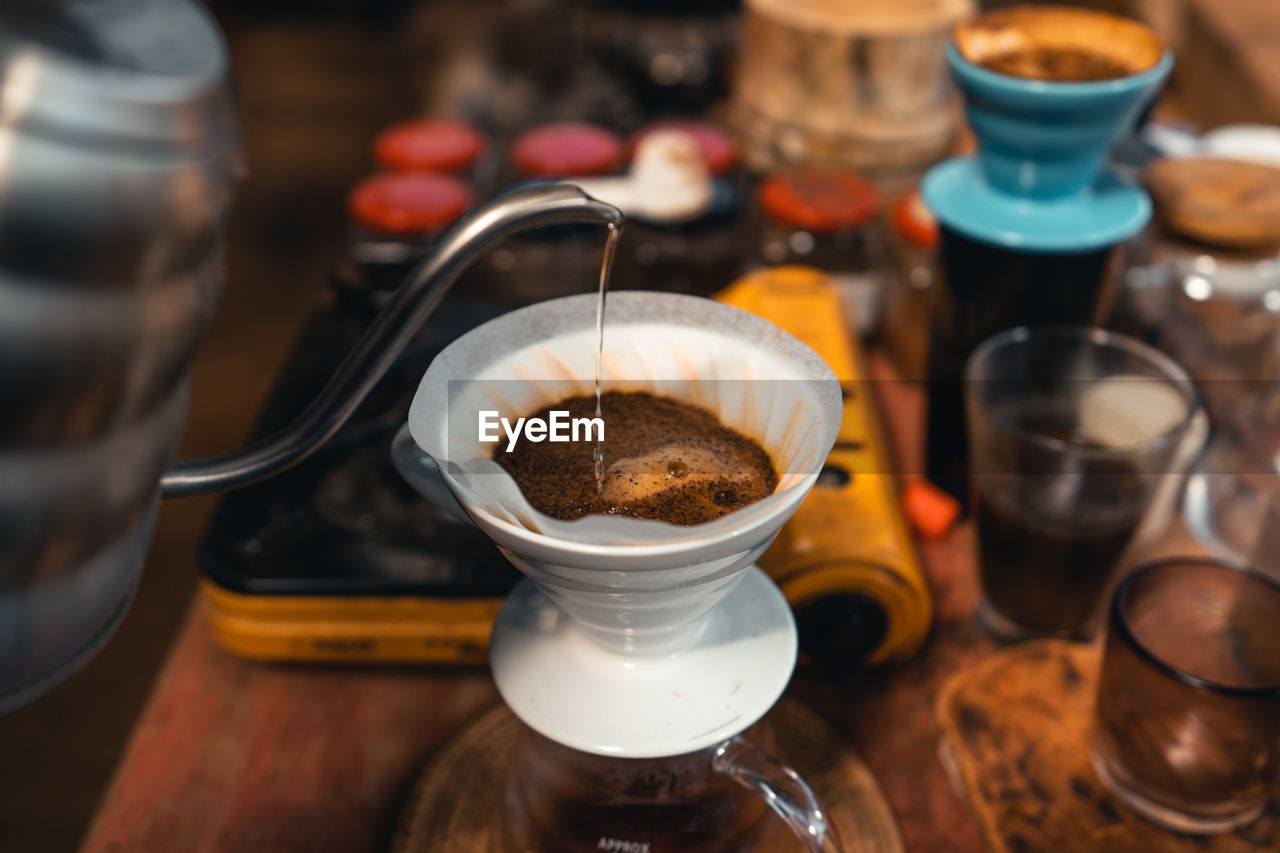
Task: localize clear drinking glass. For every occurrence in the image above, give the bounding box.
[1091,558,1280,833]
[965,326,1200,638]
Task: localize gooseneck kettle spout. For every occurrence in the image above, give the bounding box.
[160,182,623,499]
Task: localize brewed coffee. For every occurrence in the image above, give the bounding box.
[975,489,1144,634]
[973,421,1149,635]
[496,391,778,525]
[978,48,1133,82]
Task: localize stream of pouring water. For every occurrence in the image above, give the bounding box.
[594,222,621,491]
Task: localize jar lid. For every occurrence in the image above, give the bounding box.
[890,189,938,250]
[757,168,878,232]
[630,120,738,175]
[510,122,624,178]
[374,119,488,173]
[1202,124,1280,170]
[1146,157,1280,251]
[348,173,472,235]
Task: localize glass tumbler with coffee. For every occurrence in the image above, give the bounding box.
[964,326,1200,639]
[1092,558,1280,834]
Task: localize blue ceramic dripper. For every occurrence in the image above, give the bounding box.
[923,14,1173,253]
[918,7,1176,501]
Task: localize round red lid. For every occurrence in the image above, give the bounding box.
[757,168,879,233]
[890,188,939,250]
[630,120,738,175]
[348,173,472,235]
[374,119,487,174]
[510,122,624,178]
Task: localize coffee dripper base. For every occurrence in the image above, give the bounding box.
[489,567,798,759]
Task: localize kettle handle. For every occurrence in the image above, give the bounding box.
[159,182,621,499]
[713,736,844,853]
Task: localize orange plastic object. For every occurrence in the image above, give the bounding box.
[890,188,940,251]
[903,479,960,540]
[757,168,878,233]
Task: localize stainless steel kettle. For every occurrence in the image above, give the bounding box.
[0,0,621,711]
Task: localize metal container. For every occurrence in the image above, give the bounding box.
[0,0,239,710]
[0,1,624,714]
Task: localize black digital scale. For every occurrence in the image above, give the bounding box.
[198,269,932,667]
[198,280,521,663]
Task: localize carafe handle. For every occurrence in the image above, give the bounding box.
[713,736,843,853]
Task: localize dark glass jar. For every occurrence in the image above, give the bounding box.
[570,0,741,117]
[610,120,745,296]
[924,229,1119,501]
[489,122,626,307]
[346,171,474,293]
[755,167,884,336]
[341,171,504,342]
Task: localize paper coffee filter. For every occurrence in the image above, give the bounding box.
[408,291,842,547]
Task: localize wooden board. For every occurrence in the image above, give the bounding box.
[80,358,992,853]
[937,640,1280,853]
[392,699,903,853]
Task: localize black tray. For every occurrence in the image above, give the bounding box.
[198,283,521,598]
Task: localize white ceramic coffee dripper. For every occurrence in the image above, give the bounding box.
[392,290,844,849]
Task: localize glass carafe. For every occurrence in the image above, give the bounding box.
[500,722,841,853]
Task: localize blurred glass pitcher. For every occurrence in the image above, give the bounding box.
[501,721,841,853]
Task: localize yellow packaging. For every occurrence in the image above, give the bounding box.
[200,581,497,664]
[717,266,933,664]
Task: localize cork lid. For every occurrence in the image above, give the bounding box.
[1146,157,1280,251]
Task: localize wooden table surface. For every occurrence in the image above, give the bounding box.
[79,361,997,853]
[67,0,1280,846]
